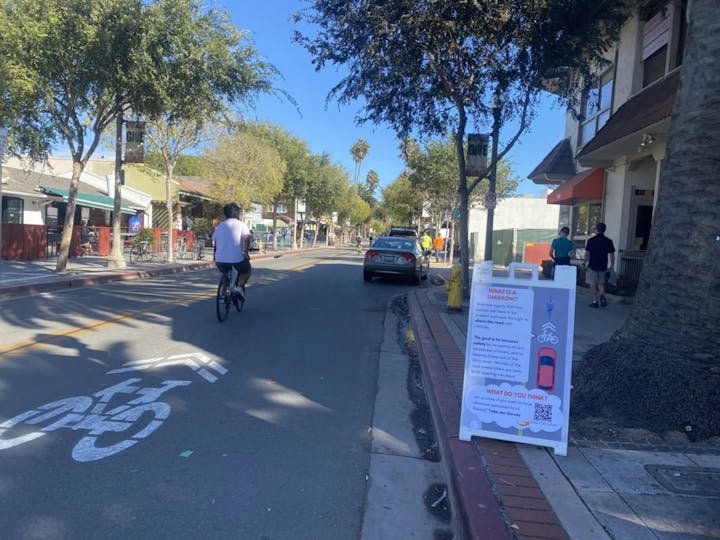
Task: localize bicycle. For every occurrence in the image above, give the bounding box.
[129,240,154,264]
[195,242,206,260]
[174,236,186,260]
[216,266,244,322]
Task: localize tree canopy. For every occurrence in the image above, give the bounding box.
[380,174,423,227]
[405,135,519,227]
[0,0,278,270]
[296,0,630,293]
[203,130,286,209]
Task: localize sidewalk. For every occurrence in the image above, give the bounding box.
[410,267,720,540]
[0,246,307,298]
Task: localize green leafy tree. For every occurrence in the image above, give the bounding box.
[144,153,209,176]
[139,0,279,263]
[203,131,285,211]
[296,0,629,294]
[305,153,348,246]
[242,122,314,249]
[406,135,518,227]
[0,0,149,271]
[380,174,423,227]
[0,0,279,270]
[335,184,370,241]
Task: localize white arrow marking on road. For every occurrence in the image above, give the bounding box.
[107,352,228,383]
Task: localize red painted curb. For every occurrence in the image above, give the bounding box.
[409,289,571,540]
[408,291,513,540]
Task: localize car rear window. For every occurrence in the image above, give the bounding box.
[389,228,418,238]
[374,238,414,251]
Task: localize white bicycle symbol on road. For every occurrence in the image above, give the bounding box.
[0,352,226,462]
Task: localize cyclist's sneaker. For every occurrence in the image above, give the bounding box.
[599,295,607,308]
[235,286,246,302]
[589,301,600,309]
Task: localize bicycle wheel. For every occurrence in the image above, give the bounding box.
[216,274,231,322]
[129,245,140,264]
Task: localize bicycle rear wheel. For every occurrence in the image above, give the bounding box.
[216,274,231,322]
[129,245,140,264]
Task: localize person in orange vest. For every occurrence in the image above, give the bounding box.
[433,234,445,263]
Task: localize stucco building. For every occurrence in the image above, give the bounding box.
[529,1,685,288]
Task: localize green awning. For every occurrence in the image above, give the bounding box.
[41,186,135,214]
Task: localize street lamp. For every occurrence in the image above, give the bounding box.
[484,91,503,262]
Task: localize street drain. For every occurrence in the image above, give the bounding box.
[645,465,720,497]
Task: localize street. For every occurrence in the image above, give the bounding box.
[0,249,437,540]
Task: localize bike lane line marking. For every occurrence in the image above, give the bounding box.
[0,290,211,359]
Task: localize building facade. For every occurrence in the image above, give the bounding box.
[529,1,686,288]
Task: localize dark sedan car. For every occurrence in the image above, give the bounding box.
[363,236,430,285]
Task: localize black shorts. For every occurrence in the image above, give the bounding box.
[216,260,251,276]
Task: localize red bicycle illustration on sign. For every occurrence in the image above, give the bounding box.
[0,352,226,462]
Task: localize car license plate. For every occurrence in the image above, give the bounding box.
[382,255,396,262]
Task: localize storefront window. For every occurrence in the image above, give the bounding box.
[572,203,602,237]
[1,197,23,224]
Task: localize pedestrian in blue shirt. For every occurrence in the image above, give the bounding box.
[550,226,575,267]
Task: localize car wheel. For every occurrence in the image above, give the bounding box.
[412,272,421,286]
[363,270,373,282]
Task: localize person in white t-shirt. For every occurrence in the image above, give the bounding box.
[211,203,252,302]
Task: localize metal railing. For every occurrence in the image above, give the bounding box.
[618,249,647,290]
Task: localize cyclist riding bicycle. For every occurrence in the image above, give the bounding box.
[356,234,363,252]
[212,203,252,302]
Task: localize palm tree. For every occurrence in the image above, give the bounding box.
[350,139,370,184]
[573,0,720,440]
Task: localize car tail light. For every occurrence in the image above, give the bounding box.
[366,250,380,258]
[400,253,416,263]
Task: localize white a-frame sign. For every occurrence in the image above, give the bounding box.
[459,261,576,455]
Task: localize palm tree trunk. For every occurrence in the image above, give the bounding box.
[573,0,720,440]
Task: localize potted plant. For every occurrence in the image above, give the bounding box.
[132,227,156,246]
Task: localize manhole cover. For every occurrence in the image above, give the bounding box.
[645,465,720,497]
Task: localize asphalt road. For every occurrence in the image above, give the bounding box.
[0,248,424,540]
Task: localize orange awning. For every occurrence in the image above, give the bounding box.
[547,168,604,205]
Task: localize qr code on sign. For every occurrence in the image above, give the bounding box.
[534,403,552,422]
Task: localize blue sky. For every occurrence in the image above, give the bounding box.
[223,1,567,197]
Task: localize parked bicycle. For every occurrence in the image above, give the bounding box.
[129,240,154,264]
[174,236,186,260]
[195,242,206,260]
